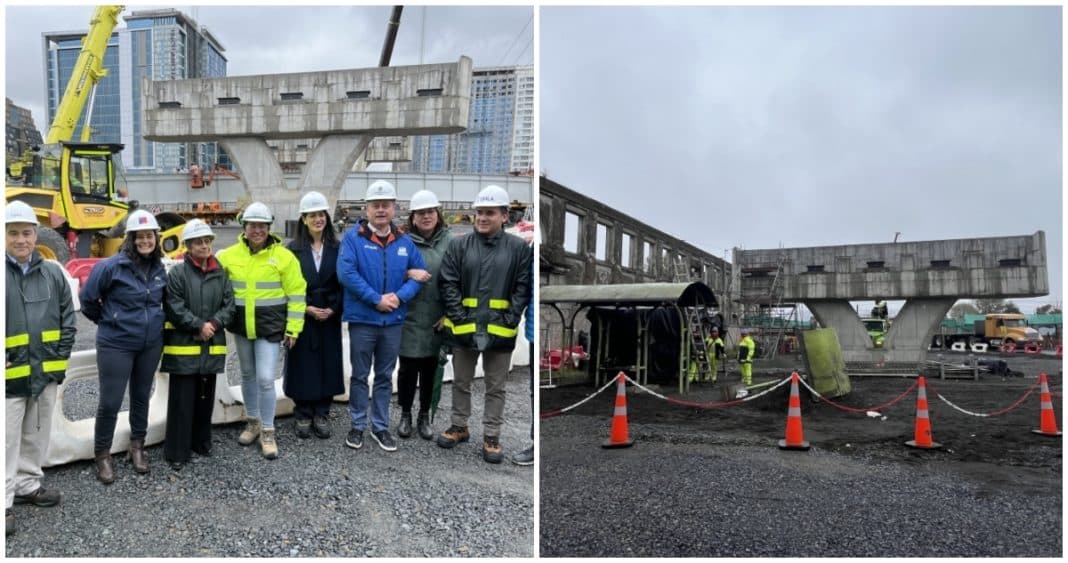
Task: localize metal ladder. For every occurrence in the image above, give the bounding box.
[763,249,791,359]
[684,305,711,380]
[673,258,691,283]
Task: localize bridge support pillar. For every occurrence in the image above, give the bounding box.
[219,138,291,220]
[805,297,956,364]
[297,134,373,217]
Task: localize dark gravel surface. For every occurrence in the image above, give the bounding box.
[13,289,534,557]
[540,360,1062,557]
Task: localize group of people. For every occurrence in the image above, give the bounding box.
[5,181,533,535]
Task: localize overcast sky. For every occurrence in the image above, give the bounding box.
[542,6,1063,314]
[5,4,533,129]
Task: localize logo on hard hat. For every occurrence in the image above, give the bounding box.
[139,216,149,224]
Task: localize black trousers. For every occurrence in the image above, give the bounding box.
[397,355,437,414]
[293,398,332,420]
[164,373,217,462]
[94,343,162,451]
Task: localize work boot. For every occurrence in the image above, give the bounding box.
[482,436,503,464]
[311,416,331,439]
[128,439,149,474]
[5,509,13,535]
[238,419,261,446]
[416,413,433,440]
[397,411,413,439]
[94,450,115,485]
[13,487,61,507]
[296,418,312,439]
[260,429,278,460]
[436,425,470,449]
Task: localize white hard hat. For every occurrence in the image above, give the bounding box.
[365,180,397,201]
[5,200,39,225]
[126,210,160,232]
[240,201,273,224]
[473,185,510,208]
[299,191,330,214]
[181,219,215,242]
[409,190,440,211]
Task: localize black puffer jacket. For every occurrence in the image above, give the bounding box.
[161,254,236,375]
[438,230,532,352]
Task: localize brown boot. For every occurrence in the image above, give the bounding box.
[128,439,149,474]
[94,450,115,485]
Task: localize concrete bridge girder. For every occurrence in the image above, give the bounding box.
[804,297,956,363]
[218,137,290,220]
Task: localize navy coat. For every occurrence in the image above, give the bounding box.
[283,241,345,401]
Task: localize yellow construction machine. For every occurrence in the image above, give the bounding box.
[5,5,185,262]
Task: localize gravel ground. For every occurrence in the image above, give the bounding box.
[540,360,1062,557]
[10,285,535,557]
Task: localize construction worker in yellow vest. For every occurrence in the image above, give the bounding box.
[738,328,756,386]
[705,328,724,382]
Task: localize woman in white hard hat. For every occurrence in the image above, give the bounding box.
[397,189,452,440]
[80,209,168,483]
[217,202,307,460]
[283,191,344,440]
[160,219,235,470]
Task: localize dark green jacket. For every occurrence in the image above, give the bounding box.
[5,253,76,398]
[439,230,532,353]
[162,254,236,375]
[400,225,453,358]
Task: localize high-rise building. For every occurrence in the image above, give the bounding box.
[404,64,534,176]
[6,98,44,160]
[43,9,228,174]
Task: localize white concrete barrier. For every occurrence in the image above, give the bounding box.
[970,343,988,354]
[950,341,968,352]
[47,326,529,467]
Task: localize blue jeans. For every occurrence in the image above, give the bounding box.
[348,324,402,433]
[233,334,281,430]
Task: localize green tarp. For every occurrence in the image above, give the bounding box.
[800,328,851,398]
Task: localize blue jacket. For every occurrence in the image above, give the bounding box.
[80,252,167,351]
[525,247,534,341]
[338,222,426,326]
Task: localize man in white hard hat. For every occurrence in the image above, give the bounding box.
[5,201,76,534]
[437,185,532,464]
[338,180,428,453]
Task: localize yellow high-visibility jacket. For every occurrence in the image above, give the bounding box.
[217,233,306,340]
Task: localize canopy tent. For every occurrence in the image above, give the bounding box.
[541,282,719,393]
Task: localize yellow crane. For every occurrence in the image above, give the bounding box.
[5,5,185,263]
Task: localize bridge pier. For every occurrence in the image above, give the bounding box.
[218,138,290,219]
[805,297,956,363]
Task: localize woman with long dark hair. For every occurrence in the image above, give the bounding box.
[283,192,344,439]
[397,189,452,440]
[80,210,168,483]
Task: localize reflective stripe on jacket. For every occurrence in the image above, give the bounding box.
[161,254,236,375]
[217,233,306,340]
[439,229,532,352]
[6,253,76,398]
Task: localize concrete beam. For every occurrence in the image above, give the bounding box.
[736,232,1048,301]
[142,58,472,141]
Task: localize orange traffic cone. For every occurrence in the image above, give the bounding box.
[602,372,635,449]
[778,372,810,451]
[1032,373,1062,437]
[905,375,942,449]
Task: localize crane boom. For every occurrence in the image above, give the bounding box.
[45,5,123,144]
